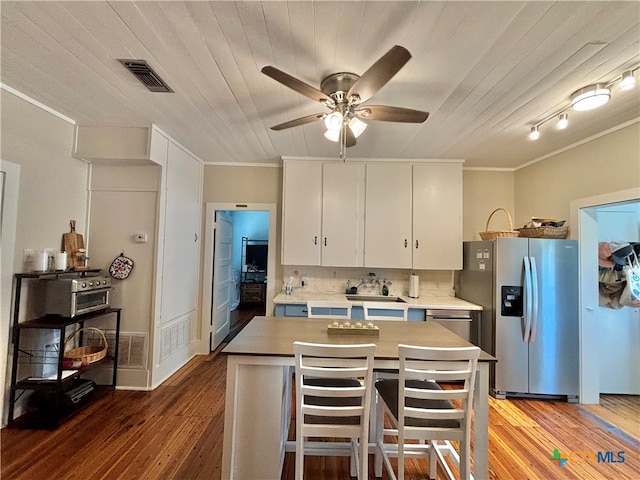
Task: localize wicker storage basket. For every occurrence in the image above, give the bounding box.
[516,225,569,239]
[479,208,519,240]
[64,327,108,364]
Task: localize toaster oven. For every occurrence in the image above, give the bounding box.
[39,276,112,317]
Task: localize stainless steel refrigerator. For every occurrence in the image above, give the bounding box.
[454,238,579,401]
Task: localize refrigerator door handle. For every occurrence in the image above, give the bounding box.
[523,256,533,342]
[530,256,539,342]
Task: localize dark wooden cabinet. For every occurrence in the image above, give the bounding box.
[240,283,266,305]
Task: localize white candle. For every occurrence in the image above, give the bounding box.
[34,251,48,272]
[55,251,67,271]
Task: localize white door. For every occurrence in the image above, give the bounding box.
[364,163,413,268]
[412,163,463,269]
[282,160,322,265]
[211,212,234,351]
[322,163,365,267]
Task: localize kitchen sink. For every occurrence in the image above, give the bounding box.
[345,295,406,303]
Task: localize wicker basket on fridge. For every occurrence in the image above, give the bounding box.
[63,327,108,364]
[516,225,569,239]
[479,208,520,240]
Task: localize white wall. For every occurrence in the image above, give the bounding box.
[0,88,90,425]
[89,164,161,388]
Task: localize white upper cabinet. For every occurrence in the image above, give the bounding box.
[322,163,365,267]
[281,160,365,267]
[282,161,322,265]
[364,163,413,268]
[412,163,463,270]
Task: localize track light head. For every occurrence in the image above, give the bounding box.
[529,125,540,140]
[557,113,569,129]
[620,70,636,91]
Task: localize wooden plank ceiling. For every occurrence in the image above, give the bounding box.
[1,1,638,168]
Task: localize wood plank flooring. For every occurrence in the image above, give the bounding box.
[2,316,639,479]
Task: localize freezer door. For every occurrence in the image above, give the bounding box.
[494,238,530,394]
[528,239,579,395]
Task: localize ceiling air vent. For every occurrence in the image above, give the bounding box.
[118,59,173,93]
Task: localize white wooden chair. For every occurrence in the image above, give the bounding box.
[306,300,352,319]
[374,345,480,480]
[362,301,408,321]
[294,341,376,480]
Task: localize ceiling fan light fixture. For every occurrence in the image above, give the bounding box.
[324,129,340,142]
[348,116,368,138]
[620,70,636,91]
[570,84,610,111]
[324,111,343,131]
[557,113,569,129]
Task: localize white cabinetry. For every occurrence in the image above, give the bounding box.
[281,161,322,265]
[321,163,365,267]
[412,163,463,270]
[281,160,364,267]
[364,163,413,268]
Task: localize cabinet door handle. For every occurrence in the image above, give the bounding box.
[314,236,318,245]
[324,237,327,246]
[415,239,419,249]
[404,239,408,248]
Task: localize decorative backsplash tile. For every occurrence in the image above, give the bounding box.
[281,267,454,297]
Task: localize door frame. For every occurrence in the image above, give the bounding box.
[200,202,277,354]
[570,187,640,403]
[1,159,20,426]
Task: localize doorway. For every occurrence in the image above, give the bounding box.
[571,187,640,404]
[201,203,277,353]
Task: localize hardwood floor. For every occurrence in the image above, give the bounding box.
[2,328,639,479]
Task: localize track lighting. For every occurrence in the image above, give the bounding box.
[620,70,636,91]
[529,126,540,140]
[557,113,569,129]
[526,64,639,140]
[571,84,610,111]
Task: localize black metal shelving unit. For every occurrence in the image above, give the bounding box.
[8,271,121,429]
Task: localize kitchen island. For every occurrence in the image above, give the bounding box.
[221,316,495,479]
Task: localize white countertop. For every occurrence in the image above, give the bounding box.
[273,290,482,311]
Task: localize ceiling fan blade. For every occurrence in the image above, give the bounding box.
[357,105,429,123]
[347,45,412,103]
[262,66,333,104]
[344,125,356,148]
[270,113,325,131]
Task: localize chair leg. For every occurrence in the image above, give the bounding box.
[397,429,404,480]
[374,394,384,477]
[429,440,437,479]
[460,434,470,480]
[295,431,304,480]
[360,436,368,480]
[350,439,357,477]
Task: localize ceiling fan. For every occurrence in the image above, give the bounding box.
[261,45,429,150]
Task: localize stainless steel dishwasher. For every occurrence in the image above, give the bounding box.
[426,309,477,344]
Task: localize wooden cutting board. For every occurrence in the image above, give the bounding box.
[61,220,85,270]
